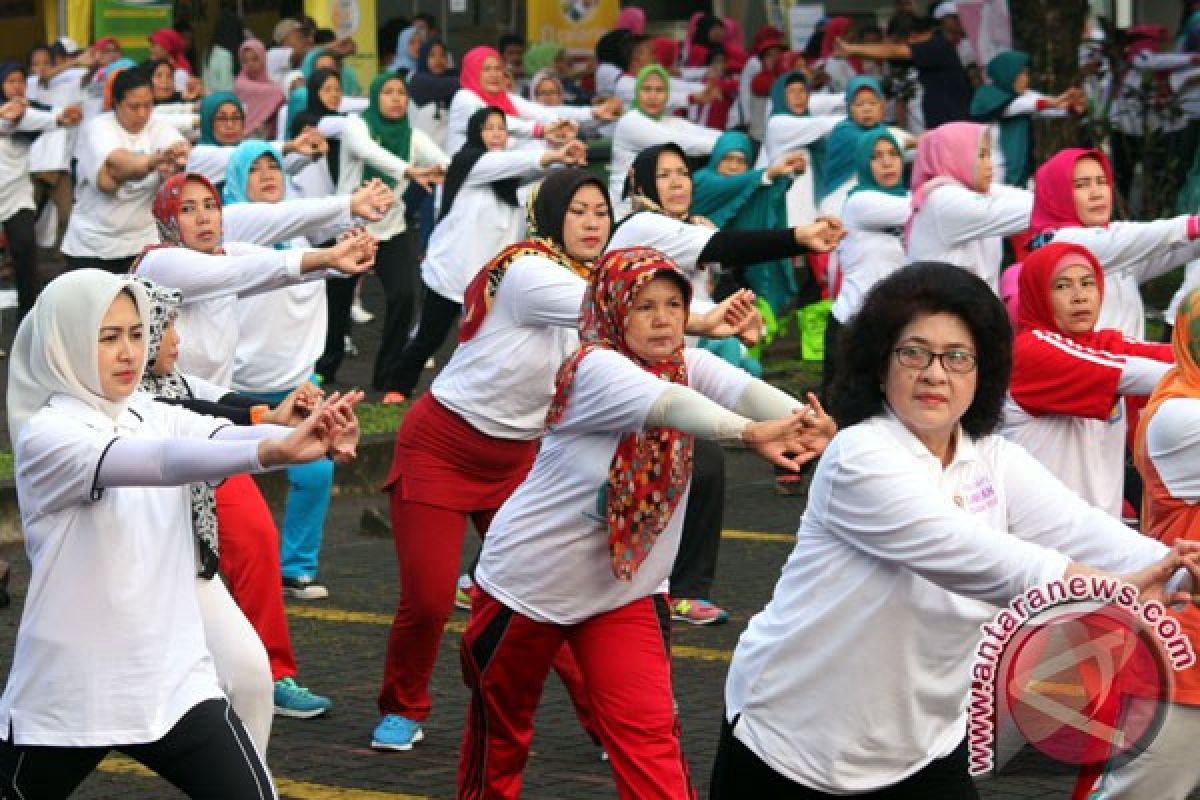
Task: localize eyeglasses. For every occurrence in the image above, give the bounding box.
[893,345,977,374]
[214,114,244,124]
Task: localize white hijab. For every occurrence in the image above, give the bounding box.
[7,269,151,437]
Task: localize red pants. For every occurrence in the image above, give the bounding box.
[215,473,296,681]
[458,591,695,800]
[378,494,597,740]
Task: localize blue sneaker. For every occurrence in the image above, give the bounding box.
[273,677,332,718]
[372,714,424,751]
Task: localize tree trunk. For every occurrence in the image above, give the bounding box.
[1009,0,1090,162]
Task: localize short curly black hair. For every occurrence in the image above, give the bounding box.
[829,262,1012,437]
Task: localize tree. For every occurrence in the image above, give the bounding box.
[1009,0,1090,163]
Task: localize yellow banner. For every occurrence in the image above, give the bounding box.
[304,0,378,95]
[526,0,619,53]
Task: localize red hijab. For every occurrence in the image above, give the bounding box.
[149,28,193,75]
[1029,148,1114,234]
[547,247,694,581]
[460,46,517,116]
[1010,242,1169,420]
[652,37,680,70]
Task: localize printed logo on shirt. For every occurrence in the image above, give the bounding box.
[966,577,1191,778]
[955,476,997,513]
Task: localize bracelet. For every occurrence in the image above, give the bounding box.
[250,404,270,425]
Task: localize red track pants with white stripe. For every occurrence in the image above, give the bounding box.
[458,590,696,800]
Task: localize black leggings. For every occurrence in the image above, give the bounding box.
[670,438,724,599]
[2,209,38,320]
[388,285,461,397]
[0,698,275,800]
[371,229,422,391]
[62,254,137,275]
[710,715,979,799]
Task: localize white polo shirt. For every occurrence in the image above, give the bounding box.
[0,393,225,746]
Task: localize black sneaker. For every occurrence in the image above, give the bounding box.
[283,576,328,600]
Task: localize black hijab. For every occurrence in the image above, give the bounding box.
[408,38,459,108]
[291,67,342,182]
[692,15,723,47]
[529,166,613,245]
[617,143,699,230]
[439,105,519,221]
[145,58,184,104]
[0,63,50,142]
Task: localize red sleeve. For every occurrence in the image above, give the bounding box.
[1091,330,1174,362]
[1011,331,1125,420]
[751,70,776,96]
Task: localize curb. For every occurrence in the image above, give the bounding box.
[0,432,398,545]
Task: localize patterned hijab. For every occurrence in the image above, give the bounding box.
[458,168,611,342]
[546,247,695,581]
[133,276,220,579]
[133,173,225,269]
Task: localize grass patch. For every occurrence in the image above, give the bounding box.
[356,401,408,437]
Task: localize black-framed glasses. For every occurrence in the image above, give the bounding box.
[893,345,977,374]
[214,114,244,123]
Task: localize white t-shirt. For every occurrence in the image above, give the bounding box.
[832,190,910,323]
[606,212,718,304]
[0,393,225,746]
[476,348,749,625]
[135,242,310,387]
[1146,398,1200,501]
[0,109,57,222]
[422,150,546,303]
[62,112,185,259]
[431,255,584,439]
[905,183,1032,291]
[26,69,82,173]
[724,411,1168,793]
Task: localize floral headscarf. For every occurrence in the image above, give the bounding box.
[150,172,224,246]
[132,276,221,579]
[546,247,695,581]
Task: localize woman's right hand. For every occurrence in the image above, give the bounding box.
[793,216,845,252]
[324,227,378,275]
[350,178,395,221]
[259,391,364,466]
[741,409,830,472]
[767,152,806,180]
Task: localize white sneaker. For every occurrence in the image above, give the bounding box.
[351,303,374,324]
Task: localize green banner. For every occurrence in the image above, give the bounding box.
[94,0,173,61]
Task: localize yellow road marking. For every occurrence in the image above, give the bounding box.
[99,755,438,799]
[721,529,794,543]
[285,607,732,662]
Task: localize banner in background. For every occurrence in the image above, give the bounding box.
[527,0,618,53]
[305,0,377,94]
[94,0,172,61]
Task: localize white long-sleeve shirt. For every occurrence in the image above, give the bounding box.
[724,410,1169,794]
[335,114,449,241]
[1048,219,1200,339]
[135,242,315,387]
[0,108,58,222]
[446,89,567,155]
[905,183,1033,290]
[222,197,355,393]
[608,110,720,212]
[986,91,1066,186]
[757,113,843,226]
[612,73,703,114]
[187,142,311,187]
[422,149,547,303]
[832,190,911,323]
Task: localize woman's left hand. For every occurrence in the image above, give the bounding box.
[695,289,761,344]
[324,390,363,464]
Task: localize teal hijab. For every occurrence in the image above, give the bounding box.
[767,70,827,198]
[199,91,243,145]
[970,50,1032,185]
[286,87,307,130]
[360,72,413,189]
[222,140,290,249]
[849,129,908,197]
[691,132,795,314]
[222,139,287,205]
[820,76,887,203]
[691,132,768,227]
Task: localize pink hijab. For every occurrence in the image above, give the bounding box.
[906,121,988,242]
[460,46,518,116]
[1029,148,1114,234]
[234,38,285,136]
[616,6,647,35]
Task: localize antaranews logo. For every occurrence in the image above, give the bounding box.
[968,574,1195,776]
